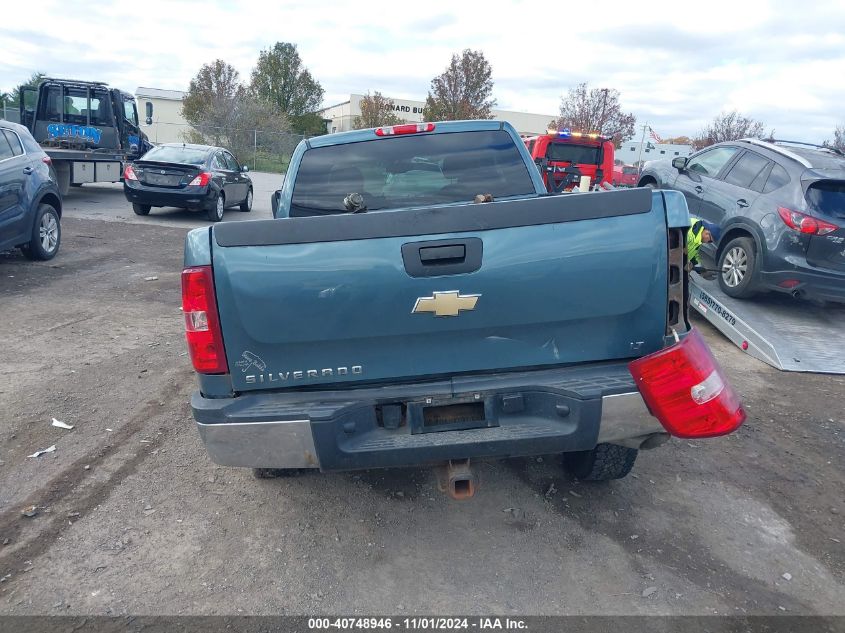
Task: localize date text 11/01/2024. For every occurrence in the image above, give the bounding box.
[308,618,528,630]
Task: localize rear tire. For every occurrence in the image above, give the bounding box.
[563,443,638,481]
[208,193,225,222]
[22,204,61,261]
[717,236,758,299]
[132,203,151,216]
[239,188,253,212]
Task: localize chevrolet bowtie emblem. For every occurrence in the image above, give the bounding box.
[412,291,480,317]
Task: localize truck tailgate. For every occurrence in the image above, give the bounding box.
[211,188,668,391]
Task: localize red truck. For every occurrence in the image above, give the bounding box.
[612,163,639,187]
[523,130,615,193]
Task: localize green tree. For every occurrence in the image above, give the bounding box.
[554,84,636,145]
[423,49,496,121]
[250,42,324,117]
[290,112,328,136]
[353,92,402,129]
[3,72,46,110]
[693,111,766,150]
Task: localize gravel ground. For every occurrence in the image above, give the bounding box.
[0,202,843,615]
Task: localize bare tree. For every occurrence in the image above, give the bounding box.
[423,49,496,121]
[182,60,291,161]
[694,111,766,150]
[553,83,636,145]
[182,60,244,134]
[831,125,844,151]
[353,92,402,129]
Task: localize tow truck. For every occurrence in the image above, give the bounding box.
[523,129,615,193]
[19,78,153,195]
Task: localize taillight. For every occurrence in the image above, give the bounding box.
[188,172,212,186]
[41,156,52,165]
[628,328,746,438]
[375,123,435,136]
[181,266,228,374]
[123,165,138,181]
[778,207,838,236]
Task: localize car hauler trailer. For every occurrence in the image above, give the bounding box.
[690,272,845,374]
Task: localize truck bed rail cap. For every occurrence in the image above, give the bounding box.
[214,188,653,247]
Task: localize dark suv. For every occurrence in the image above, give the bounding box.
[0,120,62,260]
[638,139,845,303]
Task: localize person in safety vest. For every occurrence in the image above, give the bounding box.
[687,217,713,269]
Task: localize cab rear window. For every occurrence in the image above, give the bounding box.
[546,142,601,165]
[290,130,535,216]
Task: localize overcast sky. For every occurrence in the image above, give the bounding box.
[2,0,844,142]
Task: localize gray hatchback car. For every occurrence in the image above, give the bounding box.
[639,139,845,303]
[0,120,62,260]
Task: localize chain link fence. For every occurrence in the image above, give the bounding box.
[146,122,306,174]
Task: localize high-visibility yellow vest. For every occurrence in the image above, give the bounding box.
[687,219,706,262]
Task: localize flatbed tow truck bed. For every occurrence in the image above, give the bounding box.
[690,272,845,374]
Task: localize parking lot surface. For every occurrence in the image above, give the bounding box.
[0,184,843,615]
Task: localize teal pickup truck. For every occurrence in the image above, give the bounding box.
[182,120,745,497]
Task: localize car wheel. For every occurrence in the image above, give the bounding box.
[642,181,657,189]
[133,203,151,216]
[22,204,61,261]
[208,193,225,222]
[563,443,638,481]
[718,236,758,299]
[239,188,253,212]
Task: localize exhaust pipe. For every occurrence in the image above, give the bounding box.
[437,459,477,500]
[792,289,805,299]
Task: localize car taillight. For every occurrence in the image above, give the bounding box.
[188,172,211,186]
[123,165,138,181]
[41,156,52,165]
[628,328,746,438]
[181,266,228,374]
[375,123,435,136]
[778,207,838,236]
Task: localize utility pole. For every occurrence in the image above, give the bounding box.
[636,123,649,177]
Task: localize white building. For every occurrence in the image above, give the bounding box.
[618,140,694,165]
[135,87,189,144]
[319,94,557,136]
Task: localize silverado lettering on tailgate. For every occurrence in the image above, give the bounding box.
[245,366,363,384]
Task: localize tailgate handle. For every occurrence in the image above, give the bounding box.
[402,238,483,278]
[419,244,466,264]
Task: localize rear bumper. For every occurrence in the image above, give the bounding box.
[758,268,845,302]
[192,364,665,471]
[123,182,215,210]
